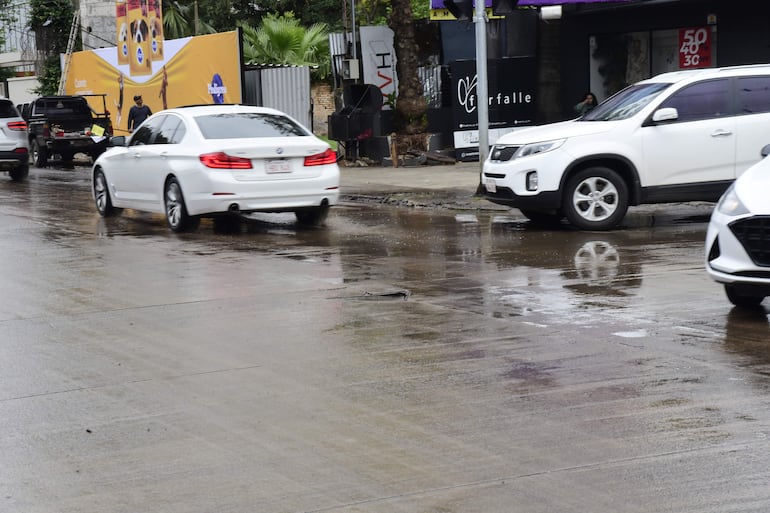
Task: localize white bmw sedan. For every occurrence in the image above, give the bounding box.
[705,144,770,307]
[92,104,340,232]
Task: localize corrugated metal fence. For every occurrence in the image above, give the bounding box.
[243,66,312,130]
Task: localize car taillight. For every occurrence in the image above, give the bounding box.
[13,147,28,154]
[7,121,27,131]
[199,152,253,169]
[304,148,337,167]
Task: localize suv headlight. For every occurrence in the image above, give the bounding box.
[716,184,749,216]
[516,138,566,158]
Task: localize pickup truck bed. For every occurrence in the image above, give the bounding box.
[25,95,112,167]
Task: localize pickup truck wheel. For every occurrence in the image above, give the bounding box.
[9,164,29,182]
[31,140,48,168]
[164,178,199,233]
[94,169,117,217]
[564,167,628,231]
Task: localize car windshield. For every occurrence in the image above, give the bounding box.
[581,82,672,121]
[195,112,310,139]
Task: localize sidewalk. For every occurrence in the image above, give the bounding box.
[338,161,502,210]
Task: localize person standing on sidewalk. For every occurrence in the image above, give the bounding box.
[127,95,152,132]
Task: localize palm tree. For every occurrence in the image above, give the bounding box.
[240,13,330,79]
[387,0,427,135]
[162,0,216,39]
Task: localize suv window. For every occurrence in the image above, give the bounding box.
[0,100,19,118]
[35,98,92,117]
[658,79,730,122]
[737,76,770,114]
[582,82,671,121]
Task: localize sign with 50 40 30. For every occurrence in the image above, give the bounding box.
[679,27,712,69]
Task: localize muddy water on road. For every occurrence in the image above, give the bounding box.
[2,168,770,513]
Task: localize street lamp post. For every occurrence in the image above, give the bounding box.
[474,0,489,165]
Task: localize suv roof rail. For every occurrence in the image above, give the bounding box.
[716,63,770,72]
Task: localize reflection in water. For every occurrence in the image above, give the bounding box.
[572,241,620,285]
[724,307,770,366]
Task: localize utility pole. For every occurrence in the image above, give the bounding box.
[474,0,489,165]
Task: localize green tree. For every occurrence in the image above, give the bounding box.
[30,0,75,95]
[240,13,330,80]
[0,0,17,80]
[162,0,216,39]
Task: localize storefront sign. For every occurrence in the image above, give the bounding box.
[679,27,712,69]
[359,26,398,108]
[450,58,537,161]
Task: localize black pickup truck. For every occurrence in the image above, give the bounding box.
[23,95,113,167]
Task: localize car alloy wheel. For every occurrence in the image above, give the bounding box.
[164,178,199,232]
[94,170,115,216]
[564,167,628,230]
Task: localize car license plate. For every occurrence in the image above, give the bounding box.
[485,178,497,193]
[266,160,291,174]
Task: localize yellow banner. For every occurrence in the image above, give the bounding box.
[64,31,243,134]
[429,7,502,20]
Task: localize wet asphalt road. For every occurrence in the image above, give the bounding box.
[2,165,770,513]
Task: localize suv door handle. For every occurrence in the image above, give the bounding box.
[711,129,733,137]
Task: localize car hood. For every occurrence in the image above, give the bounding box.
[735,157,770,214]
[494,119,619,145]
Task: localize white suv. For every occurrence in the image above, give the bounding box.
[0,98,29,181]
[481,64,770,230]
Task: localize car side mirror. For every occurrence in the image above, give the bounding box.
[761,144,770,158]
[109,135,126,147]
[652,107,678,123]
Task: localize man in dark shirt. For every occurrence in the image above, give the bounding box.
[127,95,152,132]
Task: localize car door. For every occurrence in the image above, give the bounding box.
[133,114,187,207]
[115,115,166,207]
[641,78,735,187]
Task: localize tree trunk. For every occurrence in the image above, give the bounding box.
[387,0,427,136]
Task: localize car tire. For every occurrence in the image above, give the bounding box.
[9,164,29,182]
[31,140,48,168]
[164,178,199,233]
[94,169,119,217]
[295,205,330,226]
[519,209,564,226]
[724,285,765,308]
[564,167,628,230]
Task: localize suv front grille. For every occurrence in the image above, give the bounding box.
[730,216,770,266]
[490,145,519,162]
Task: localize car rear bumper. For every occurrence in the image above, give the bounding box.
[0,150,29,170]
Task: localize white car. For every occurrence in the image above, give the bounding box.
[0,98,29,181]
[92,104,340,232]
[482,64,770,230]
[706,144,770,307]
